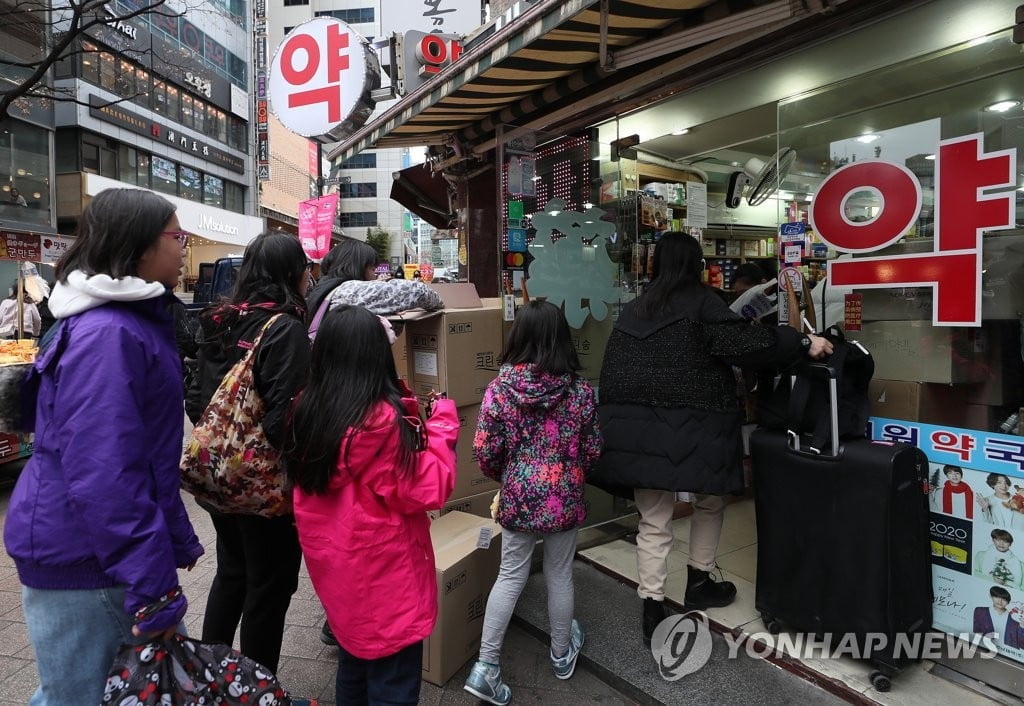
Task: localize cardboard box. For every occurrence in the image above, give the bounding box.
[429,489,496,521]
[423,512,503,686]
[868,379,999,431]
[854,321,984,384]
[451,404,500,501]
[406,305,503,406]
[392,326,410,382]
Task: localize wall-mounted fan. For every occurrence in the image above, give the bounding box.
[725,147,797,208]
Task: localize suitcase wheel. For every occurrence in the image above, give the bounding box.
[760,612,782,635]
[869,671,892,692]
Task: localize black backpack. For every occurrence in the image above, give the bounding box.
[757,326,875,451]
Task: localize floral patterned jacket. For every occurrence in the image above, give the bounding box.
[473,364,602,533]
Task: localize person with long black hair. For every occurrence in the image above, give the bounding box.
[4,188,203,705]
[187,231,311,677]
[285,305,458,705]
[590,232,832,647]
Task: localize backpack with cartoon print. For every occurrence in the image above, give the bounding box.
[104,634,290,705]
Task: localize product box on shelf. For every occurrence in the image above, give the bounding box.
[423,512,503,686]
[856,321,984,384]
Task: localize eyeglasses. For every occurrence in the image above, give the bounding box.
[162,230,189,246]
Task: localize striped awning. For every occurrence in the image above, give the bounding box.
[326,0,730,162]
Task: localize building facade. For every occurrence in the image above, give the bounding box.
[51,0,262,281]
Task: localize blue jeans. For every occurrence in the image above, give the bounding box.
[336,640,423,705]
[23,584,145,706]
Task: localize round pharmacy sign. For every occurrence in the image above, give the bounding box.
[268,18,381,143]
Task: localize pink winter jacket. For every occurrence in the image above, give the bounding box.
[293,395,458,660]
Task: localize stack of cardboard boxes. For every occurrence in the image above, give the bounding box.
[390,284,508,685]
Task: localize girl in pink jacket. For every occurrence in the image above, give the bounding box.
[284,305,458,705]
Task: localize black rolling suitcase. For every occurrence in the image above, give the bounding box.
[750,362,932,692]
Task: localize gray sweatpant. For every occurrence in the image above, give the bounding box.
[478,527,578,665]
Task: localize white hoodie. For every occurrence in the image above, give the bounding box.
[48,271,167,319]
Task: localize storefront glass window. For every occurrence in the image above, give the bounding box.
[133,68,150,106]
[203,174,224,207]
[151,155,177,195]
[179,166,201,201]
[136,152,151,189]
[0,119,52,227]
[117,59,136,98]
[152,80,167,115]
[192,98,205,134]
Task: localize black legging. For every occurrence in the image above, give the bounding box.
[202,511,302,672]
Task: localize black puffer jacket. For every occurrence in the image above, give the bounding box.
[185,306,310,449]
[591,285,807,497]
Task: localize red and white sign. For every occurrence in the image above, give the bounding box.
[41,236,74,265]
[415,33,463,76]
[810,133,1016,327]
[268,18,380,142]
[298,194,338,260]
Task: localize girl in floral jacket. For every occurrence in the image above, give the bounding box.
[464,301,601,706]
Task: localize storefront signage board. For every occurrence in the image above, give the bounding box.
[0,232,41,262]
[268,18,381,143]
[40,236,74,265]
[810,133,1016,327]
[871,418,1024,665]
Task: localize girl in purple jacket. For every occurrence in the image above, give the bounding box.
[4,189,203,705]
[464,301,602,706]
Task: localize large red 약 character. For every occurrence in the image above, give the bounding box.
[809,134,1016,326]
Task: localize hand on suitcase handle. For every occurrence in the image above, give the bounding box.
[805,334,833,359]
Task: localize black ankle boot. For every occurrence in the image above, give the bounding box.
[642,597,668,647]
[684,565,737,609]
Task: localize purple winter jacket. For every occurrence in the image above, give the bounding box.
[4,294,203,631]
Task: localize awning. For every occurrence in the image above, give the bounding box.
[390,164,455,229]
[327,0,825,162]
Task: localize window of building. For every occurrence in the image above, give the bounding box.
[284,0,309,5]
[337,153,376,169]
[136,152,151,189]
[209,107,227,144]
[179,166,202,201]
[98,52,116,92]
[117,59,136,98]
[80,43,99,84]
[315,7,374,23]
[0,119,52,227]
[340,182,377,198]
[228,117,247,152]
[283,26,295,34]
[119,145,139,186]
[181,94,195,130]
[203,174,225,207]
[151,156,178,195]
[193,98,206,134]
[132,68,150,107]
[152,80,167,115]
[225,181,244,213]
[338,211,377,228]
[165,85,180,122]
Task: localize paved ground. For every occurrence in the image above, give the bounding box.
[0,483,634,705]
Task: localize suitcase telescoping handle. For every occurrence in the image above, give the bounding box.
[786,362,840,457]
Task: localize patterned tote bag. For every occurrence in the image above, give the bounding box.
[180,314,291,517]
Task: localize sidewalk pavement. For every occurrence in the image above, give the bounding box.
[0,486,634,705]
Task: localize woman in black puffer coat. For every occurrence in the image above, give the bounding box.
[591,232,832,646]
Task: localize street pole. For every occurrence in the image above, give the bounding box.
[316,142,324,198]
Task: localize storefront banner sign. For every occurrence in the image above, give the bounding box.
[297,194,337,260]
[268,18,381,142]
[811,133,1016,327]
[40,235,73,265]
[0,232,41,262]
[308,141,320,177]
[685,182,707,229]
[871,417,1024,665]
